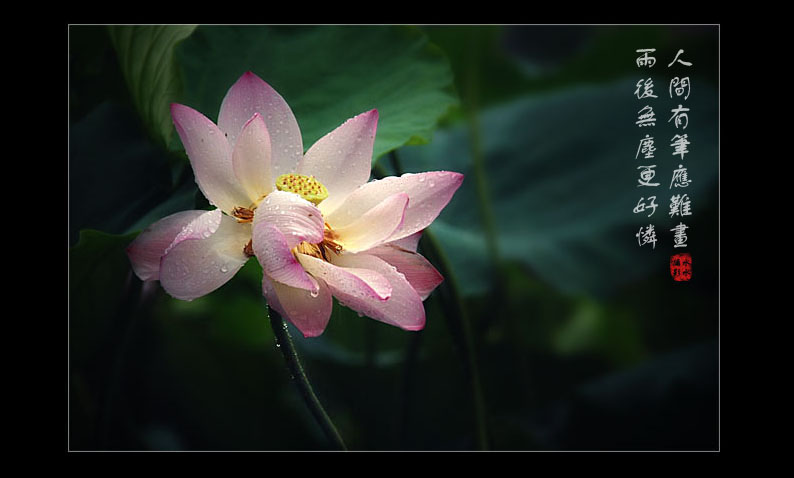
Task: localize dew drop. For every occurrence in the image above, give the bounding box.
[419,177,425,182]
[310,290,319,298]
[220,264,229,273]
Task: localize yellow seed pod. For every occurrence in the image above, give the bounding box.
[275,174,328,205]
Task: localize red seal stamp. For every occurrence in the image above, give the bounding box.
[670,253,692,281]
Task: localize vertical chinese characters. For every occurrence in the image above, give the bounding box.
[633,47,696,281]
[666,49,694,280]
[633,49,661,247]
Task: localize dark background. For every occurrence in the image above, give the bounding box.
[68,25,719,451]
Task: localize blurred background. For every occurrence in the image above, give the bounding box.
[68,25,719,451]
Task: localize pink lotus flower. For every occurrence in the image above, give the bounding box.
[127,72,463,337]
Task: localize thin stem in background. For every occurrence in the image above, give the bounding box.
[420,229,489,450]
[379,152,490,450]
[461,47,498,448]
[267,306,347,451]
[465,33,501,267]
[398,328,423,447]
[364,318,378,370]
[100,269,143,448]
[389,148,404,177]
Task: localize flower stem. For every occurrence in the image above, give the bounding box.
[267,307,347,451]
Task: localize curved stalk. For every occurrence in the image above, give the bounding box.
[268,307,347,451]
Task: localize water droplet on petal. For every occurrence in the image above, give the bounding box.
[310,290,319,298]
[419,177,425,183]
[220,264,229,273]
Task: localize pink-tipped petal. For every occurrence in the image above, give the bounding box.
[333,192,408,253]
[297,254,392,301]
[388,231,423,252]
[253,190,325,248]
[164,208,224,255]
[263,276,333,338]
[218,72,303,178]
[127,209,223,281]
[298,110,378,215]
[253,222,319,292]
[325,172,464,243]
[331,253,426,331]
[232,113,272,204]
[158,215,251,301]
[368,245,444,300]
[171,103,251,214]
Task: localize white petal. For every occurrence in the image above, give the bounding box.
[333,192,408,253]
[330,253,426,330]
[171,103,250,214]
[127,210,210,281]
[253,190,325,248]
[159,215,251,301]
[297,253,392,301]
[325,171,464,242]
[298,110,378,216]
[232,113,273,204]
[253,222,319,292]
[367,245,443,300]
[263,276,333,338]
[218,72,303,178]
